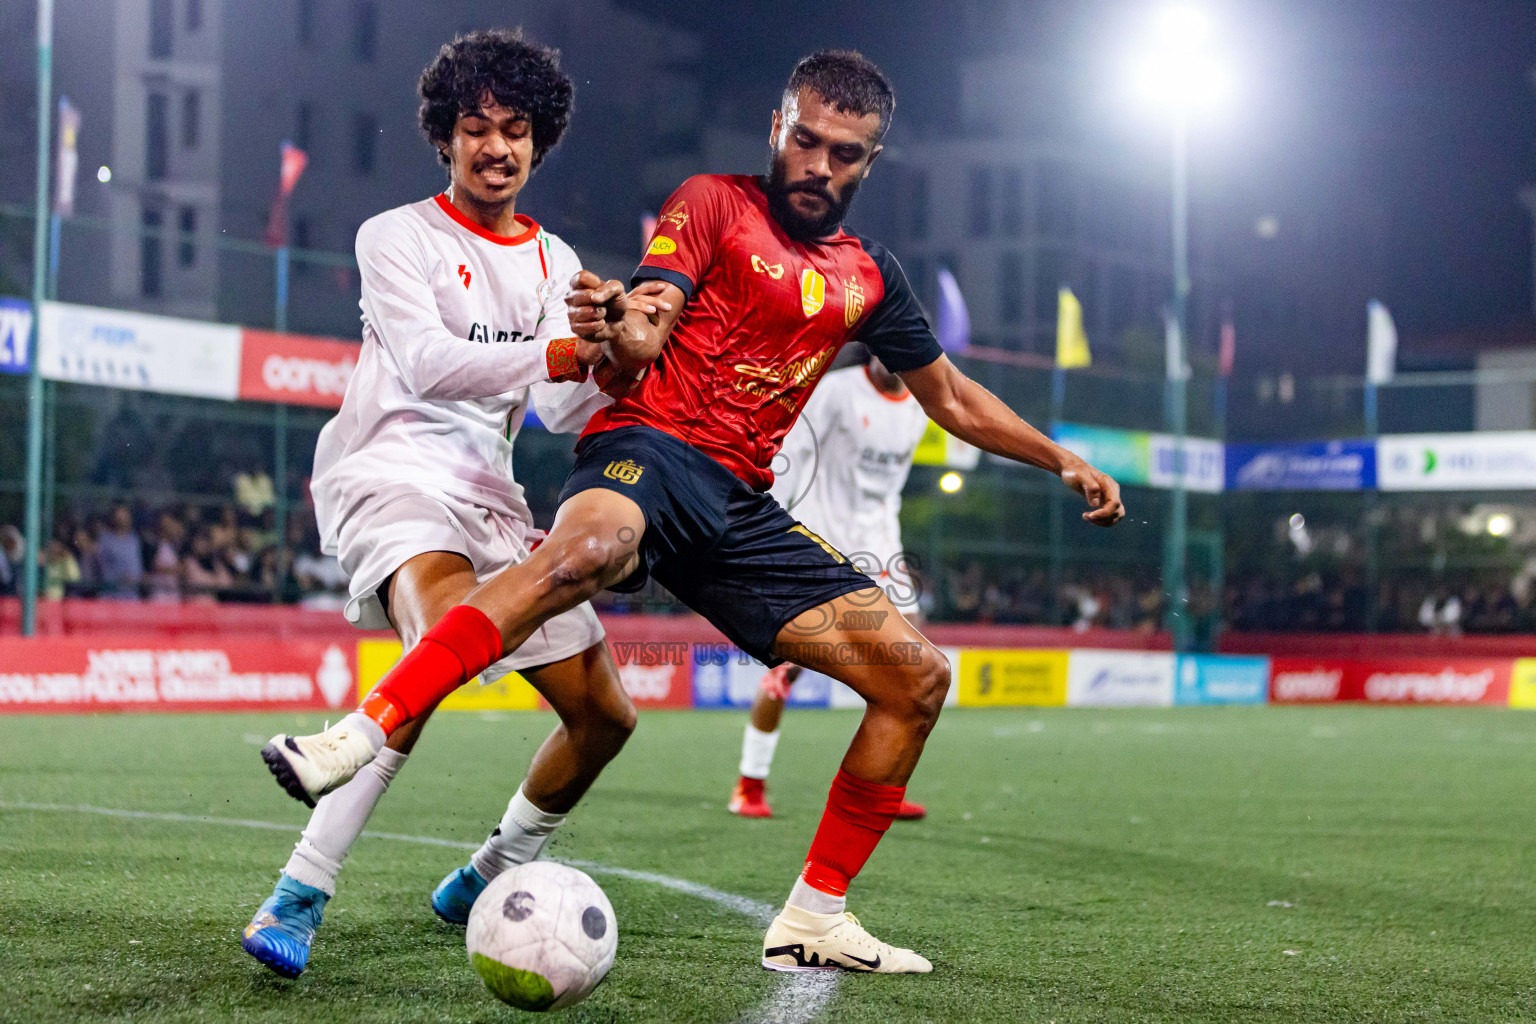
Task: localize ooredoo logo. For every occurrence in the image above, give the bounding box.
[1273,669,1342,702]
[619,663,673,702]
[262,353,354,396]
[1363,668,1493,703]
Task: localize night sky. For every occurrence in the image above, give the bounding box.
[628,0,1536,347]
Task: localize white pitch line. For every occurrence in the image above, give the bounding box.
[0,799,838,1024]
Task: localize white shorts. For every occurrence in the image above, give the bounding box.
[332,489,604,679]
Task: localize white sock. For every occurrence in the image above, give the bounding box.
[283,746,408,896]
[787,874,846,916]
[470,784,567,882]
[338,711,386,753]
[739,724,780,780]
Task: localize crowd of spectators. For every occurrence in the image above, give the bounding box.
[1225,572,1536,635]
[4,510,1533,637]
[0,500,347,608]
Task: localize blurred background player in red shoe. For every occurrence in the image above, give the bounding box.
[731,347,929,821]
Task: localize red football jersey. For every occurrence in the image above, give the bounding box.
[582,174,941,490]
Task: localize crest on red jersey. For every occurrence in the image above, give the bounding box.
[800,269,825,318]
[843,276,865,327]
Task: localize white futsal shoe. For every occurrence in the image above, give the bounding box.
[762,904,933,974]
[261,714,383,807]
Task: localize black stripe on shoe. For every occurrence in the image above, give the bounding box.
[261,741,316,808]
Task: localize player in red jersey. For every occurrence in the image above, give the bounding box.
[264,50,1124,974]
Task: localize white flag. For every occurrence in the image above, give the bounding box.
[1366,300,1397,385]
[1163,308,1190,381]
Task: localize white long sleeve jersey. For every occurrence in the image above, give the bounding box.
[312,194,611,548]
[769,365,931,568]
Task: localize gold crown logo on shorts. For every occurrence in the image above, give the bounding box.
[603,459,644,484]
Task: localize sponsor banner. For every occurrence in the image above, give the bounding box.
[1349,658,1511,705]
[1149,434,1225,493]
[238,329,359,408]
[1509,659,1536,710]
[1270,657,1512,704]
[1378,432,1536,491]
[0,297,31,374]
[38,300,240,398]
[956,649,1069,707]
[1053,423,1150,485]
[1269,658,1349,703]
[1226,440,1376,492]
[1175,655,1269,705]
[691,648,831,709]
[356,638,539,711]
[0,637,355,713]
[1055,423,1223,492]
[1066,650,1174,707]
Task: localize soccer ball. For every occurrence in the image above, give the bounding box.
[466,861,617,1011]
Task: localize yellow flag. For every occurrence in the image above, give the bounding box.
[1055,287,1092,369]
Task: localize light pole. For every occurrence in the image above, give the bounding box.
[1136,5,1225,652]
[22,0,55,637]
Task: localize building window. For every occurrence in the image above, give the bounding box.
[141,206,164,297]
[177,206,197,266]
[353,112,377,175]
[181,90,200,149]
[1000,167,1025,235]
[997,250,1024,336]
[295,101,313,151]
[907,170,929,241]
[352,1,377,62]
[1037,160,1077,240]
[298,0,317,47]
[967,167,991,239]
[185,0,202,31]
[1033,248,1065,330]
[146,92,169,181]
[149,0,174,58]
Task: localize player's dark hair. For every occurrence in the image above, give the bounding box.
[418,29,574,169]
[784,49,895,139]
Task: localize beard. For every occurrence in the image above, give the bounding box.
[762,150,861,241]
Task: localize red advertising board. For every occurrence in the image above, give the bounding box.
[1270,658,1350,703]
[1345,658,1511,705]
[238,329,358,408]
[1270,656,1512,705]
[613,657,693,710]
[0,638,358,714]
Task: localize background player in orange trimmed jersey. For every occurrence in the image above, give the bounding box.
[264,50,1124,975]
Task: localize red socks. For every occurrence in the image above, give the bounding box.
[801,767,906,897]
[360,605,503,735]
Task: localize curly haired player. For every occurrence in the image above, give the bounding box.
[240,29,667,978]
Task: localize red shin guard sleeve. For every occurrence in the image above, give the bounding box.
[365,606,503,730]
[801,768,906,897]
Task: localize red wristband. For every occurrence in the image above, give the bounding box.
[545,338,589,384]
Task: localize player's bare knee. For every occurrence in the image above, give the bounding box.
[910,650,950,725]
[547,533,627,592]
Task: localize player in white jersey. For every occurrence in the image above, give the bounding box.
[729,351,931,820]
[242,30,667,979]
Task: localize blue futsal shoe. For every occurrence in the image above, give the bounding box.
[431,863,490,925]
[241,874,329,978]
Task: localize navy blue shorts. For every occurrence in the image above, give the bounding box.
[559,425,879,665]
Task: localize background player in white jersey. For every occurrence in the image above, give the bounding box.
[241,30,666,978]
[729,349,931,819]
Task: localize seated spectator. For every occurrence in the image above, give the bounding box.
[0,524,21,595]
[95,505,144,599]
[41,538,81,600]
[182,527,233,603]
[146,512,185,603]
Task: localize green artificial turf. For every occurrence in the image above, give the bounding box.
[3,705,1536,1022]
